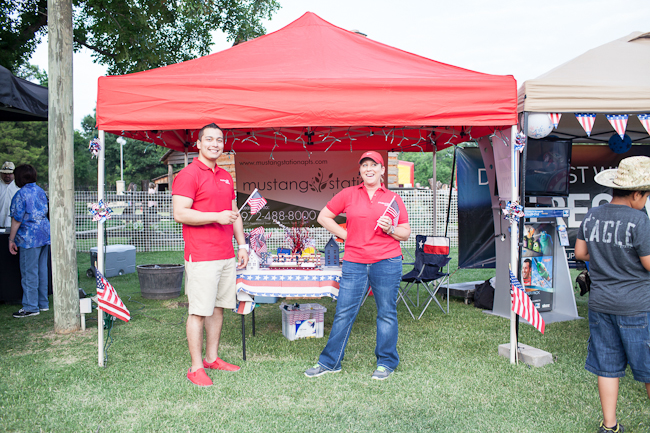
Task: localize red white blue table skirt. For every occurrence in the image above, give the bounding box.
[236,268,342,301]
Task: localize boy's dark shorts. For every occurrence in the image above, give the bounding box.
[585,310,650,383]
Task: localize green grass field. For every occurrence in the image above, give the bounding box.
[0,250,648,432]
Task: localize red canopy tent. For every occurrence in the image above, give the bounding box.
[96,12,517,153]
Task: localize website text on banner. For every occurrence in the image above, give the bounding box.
[235,151,388,229]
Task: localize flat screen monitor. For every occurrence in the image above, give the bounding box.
[525,138,572,197]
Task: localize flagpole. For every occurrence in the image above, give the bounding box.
[509,125,519,365]
[97,130,105,367]
[237,188,258,214]
[373,196,396,230]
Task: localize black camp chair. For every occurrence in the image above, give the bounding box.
[399,235,451,319]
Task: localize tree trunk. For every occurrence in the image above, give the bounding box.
[48,0,80,333]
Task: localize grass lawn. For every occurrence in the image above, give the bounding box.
[1,250,648,432]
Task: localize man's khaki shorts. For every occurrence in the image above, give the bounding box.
[185,256,237,316]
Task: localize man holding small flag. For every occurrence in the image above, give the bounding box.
[173,123,249,387]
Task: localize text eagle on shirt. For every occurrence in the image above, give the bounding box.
[582,214,635,248]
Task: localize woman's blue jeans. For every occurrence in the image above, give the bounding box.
[318,256,402,372]
[19,245,49,313]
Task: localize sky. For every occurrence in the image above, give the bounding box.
[28,0,650,130]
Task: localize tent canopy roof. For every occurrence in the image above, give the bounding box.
[518,32,650,113]
[0,66,48,122]
[518,32,650,143]
[97,12,516,152]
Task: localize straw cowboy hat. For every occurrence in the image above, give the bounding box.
[594,156,650,191]
[0,161,15,173]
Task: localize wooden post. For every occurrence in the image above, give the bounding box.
[167,164,173,194]
[48,0,80,334]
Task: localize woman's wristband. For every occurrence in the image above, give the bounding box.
[8,238,14,242]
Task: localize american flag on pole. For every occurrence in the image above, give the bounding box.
[248,189,267,215]
[385,196,400,226]
[96,269,131,322]
[548,113,562,129]
[575,113,597,137]
[510,270,544,334]
[606,114,629,139]
[639,114,650,135]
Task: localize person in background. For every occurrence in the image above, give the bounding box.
[0,161,19,228]
[8,164,51,318]
[574,156,650,433]
[147,182,158,209]
[173,123,248,387]
[305,151,410,381]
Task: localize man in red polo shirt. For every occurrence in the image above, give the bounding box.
[173,123,249,387]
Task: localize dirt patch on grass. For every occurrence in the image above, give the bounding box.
[164,301,188,309]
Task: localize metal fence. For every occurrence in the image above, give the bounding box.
[74,189,458,253]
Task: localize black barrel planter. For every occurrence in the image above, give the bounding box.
[137,264,184,299]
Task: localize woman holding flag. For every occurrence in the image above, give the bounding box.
[305,151,410,381]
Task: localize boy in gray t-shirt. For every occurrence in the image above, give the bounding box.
[575,156,650,433]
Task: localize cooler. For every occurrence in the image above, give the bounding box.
[89,245,136,278]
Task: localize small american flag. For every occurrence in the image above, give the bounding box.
[510,270,544,334]
[385,197,400,226]
[96,269,131,322]
[252,234,268,255]
[575,113,596,137]
[606,114,629,139]
[248,189,267,215]
[250,226,265,237]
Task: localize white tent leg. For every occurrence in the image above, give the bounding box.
[509,125,518,364]
[98,130,105,367]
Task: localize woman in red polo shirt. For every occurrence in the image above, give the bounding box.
[305,151,410,381]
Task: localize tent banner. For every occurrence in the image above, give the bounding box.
[457,147,496,268]
[235,151,386,229]
[457,145,650,267]
[549,145,650,263]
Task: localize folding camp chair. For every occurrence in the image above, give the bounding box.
[399,236,451,319]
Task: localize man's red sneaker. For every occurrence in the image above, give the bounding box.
[187,368,213,386]
[203,357,241,372]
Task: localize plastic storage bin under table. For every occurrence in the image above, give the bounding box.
[280,303,327,341]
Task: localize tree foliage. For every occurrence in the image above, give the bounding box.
[1,0,280,74]
[0,121,48,181]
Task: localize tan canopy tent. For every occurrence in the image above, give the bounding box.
[518,31,650,143]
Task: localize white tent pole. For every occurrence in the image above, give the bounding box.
[509,125,519,364]
[97,130,105,366]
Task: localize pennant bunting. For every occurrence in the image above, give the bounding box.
[575,113,596,137]
[638,114,650,136]
[510,270,544,334]
[548,113,562,129]
[606,114,629,139]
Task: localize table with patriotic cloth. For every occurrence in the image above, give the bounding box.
[236,268,342,301]
[235,267,342,360]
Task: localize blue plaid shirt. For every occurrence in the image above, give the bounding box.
[10,183,50,249]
